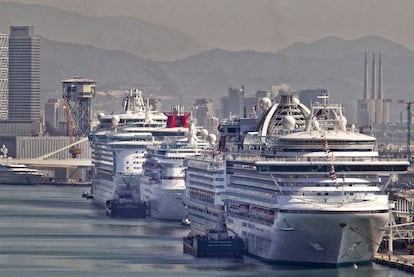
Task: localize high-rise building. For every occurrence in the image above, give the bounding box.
[0,33,8,120]
[220,85,245,118]
[44,98,66,135]
[192,98,215,129]
[8,26,40,121]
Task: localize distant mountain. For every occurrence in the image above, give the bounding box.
[0,1,207,61]
[278,36,414,59]
[40,38,184,113]
[40,35,414,122]
[160,36,414,121]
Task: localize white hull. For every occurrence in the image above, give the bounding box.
[145,187,186,220]
[227,211,387,266]
[92,175,141,205]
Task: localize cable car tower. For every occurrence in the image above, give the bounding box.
[62,76,96,137]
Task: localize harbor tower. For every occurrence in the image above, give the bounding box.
[62,76,96,137]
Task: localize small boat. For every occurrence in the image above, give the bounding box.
[0,162,43,185]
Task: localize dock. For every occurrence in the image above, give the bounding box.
[374,252,414,273]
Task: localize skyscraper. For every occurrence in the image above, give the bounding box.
[0,33,8,120]
[8,26,40,121]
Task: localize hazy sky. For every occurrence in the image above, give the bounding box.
[2,0,414,52]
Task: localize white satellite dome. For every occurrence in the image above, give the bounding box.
[260,97,272,109]
[111,115,120,125]
[97,112,105,120]
[200,129,209,139]
[283,115,296,130]
[292,96,300,105]
[207,134,217,145]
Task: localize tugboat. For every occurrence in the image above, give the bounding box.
[183,230,244,258]
[106,186,147,218]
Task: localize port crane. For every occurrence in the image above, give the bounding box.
[383,99,414,163]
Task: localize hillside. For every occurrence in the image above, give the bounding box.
[39,35,414,122]
[0,1,207,61]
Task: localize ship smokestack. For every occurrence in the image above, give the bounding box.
[371,52,376,100]
[378,52,383,100]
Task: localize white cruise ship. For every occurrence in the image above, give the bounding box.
[223,91,409,266]
[140,117,213,220]
[184,88,309,237]
[89,89,168,207]
[184,150,227,234]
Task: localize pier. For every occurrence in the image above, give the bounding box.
[374,253,414,273]
[376,187,414,273]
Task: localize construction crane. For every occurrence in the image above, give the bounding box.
[383,99,414,163]
[63,96,83,158]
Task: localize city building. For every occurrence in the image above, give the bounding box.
[0,26,41,137]
[224,85,245,118]
[192,98,215,127]
[8,26,40,122]
[297,89,328,107]
[44,98,66,135]
[0,32,8,120]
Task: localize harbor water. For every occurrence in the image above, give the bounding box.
[0,184,410,277]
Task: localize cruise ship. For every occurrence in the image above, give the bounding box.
[0,162,43,185]
[222,91,409,266]
[89,89,168,208]
[184,149,227,234]
[140,116,213,220]
[184,89,308,236]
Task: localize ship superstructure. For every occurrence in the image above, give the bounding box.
[89,89,167,207]
[184,149,227,234]
[140,112,213,220]
[184,89,309,236]
[223,92,409,266]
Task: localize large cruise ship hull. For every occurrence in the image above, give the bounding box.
[146,188,186,220]
[227,210,388,266]
[92,175,141,206]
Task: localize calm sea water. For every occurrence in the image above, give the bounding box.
[0,184,410,277]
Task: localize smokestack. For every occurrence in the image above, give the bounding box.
[371,52,376,100]
[378,52,383,100]
[364,51,369,99]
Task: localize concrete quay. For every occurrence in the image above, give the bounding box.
[374,252,414,273]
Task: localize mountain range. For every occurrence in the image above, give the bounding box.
[0,1,207,61]
[2,2,414,122]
